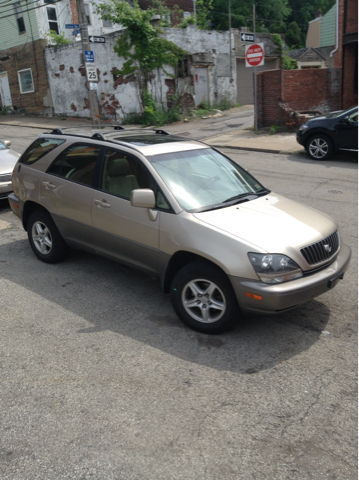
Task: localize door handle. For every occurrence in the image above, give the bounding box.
[94,199,111,208]
[42,181,56,190]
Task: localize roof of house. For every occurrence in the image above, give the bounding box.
[288,47,327,61]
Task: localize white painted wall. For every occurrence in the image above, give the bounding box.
[44,26,237,119]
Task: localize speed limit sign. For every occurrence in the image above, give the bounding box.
[86,64,98,82]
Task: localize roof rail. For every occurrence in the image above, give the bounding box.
[50,125,126,134]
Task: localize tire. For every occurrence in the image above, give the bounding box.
[306,134,333,160]
[28,210,69,264]
[170,262,239,334]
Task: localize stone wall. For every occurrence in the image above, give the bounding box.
[45,26,237,120]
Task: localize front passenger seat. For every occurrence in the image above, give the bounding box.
[106,158,139,198]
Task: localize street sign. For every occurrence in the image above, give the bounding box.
[72,29,80,35]
[84,50,94,63]
[85,64,98,82]
[65,24,79,29]
[245,43,264,67]
[240,32,255,42]
[89,36,106,44]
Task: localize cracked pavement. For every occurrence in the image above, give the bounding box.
[0,127,357,479]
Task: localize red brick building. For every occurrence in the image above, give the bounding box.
[256,0,357,128]
[334,0,358,109]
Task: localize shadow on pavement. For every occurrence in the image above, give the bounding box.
[0,238,331,375]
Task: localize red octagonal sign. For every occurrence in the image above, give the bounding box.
[245,43,264,67]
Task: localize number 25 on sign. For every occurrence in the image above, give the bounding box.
[85,64,98,82]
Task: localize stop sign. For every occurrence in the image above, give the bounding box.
[245,43,264,67]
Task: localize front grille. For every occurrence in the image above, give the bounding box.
[0,173,12,183]
[301,230,339,266]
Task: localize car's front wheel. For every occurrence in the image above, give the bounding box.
[28,210,69,263]
[170,262,239,334]
[306,134,333,160]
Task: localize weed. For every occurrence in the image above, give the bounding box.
[0,105,12,115]
[270,124,280,135]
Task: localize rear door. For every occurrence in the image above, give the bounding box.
[41,143,102,249]
[91,147,161,274]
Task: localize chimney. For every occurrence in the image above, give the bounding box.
[315,9,322,19]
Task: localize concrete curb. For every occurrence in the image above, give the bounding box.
[209,144,304,155]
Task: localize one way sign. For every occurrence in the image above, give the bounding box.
[89,36,106,44]
[240,32,255,42]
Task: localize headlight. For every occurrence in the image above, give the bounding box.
[248,253,303,284]
[298,124,309,131]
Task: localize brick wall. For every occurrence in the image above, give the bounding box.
[0,39,52,115]
[256,70,287,128]
[257,68,342,128]
[342,43,358,109]
[344,0,358,35]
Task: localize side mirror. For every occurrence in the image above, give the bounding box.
[131,189,156,209]
[4,140,11,147]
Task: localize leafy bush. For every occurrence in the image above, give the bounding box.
[47,30,72,46]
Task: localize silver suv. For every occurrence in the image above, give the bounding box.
[9,127,351,333]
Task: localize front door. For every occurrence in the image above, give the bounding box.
[195,67,209,107]
[91,147,160,274]
[0,71,12,107]
[335,109,358,150]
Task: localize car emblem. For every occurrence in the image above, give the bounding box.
[324,244,331,253]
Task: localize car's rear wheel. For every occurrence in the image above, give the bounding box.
[306,134,333,160]
[28,211,69,263]
[170,262,239,334]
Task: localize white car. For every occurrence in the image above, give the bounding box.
[0,140,20,199]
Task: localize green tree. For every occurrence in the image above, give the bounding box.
[285,21,302,48]
[98,0,187,107]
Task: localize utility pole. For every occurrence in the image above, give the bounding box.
[253,3,257,131]
[76,0,100,125]
[229,0,232,78]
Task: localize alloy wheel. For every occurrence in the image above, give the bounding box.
[32,221,52,255]
[181,278,226,323]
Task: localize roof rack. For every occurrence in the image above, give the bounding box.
[50,125,126,135]
[50,126,171,136]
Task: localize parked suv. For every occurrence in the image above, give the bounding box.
[296,106,358,160]
[9,127,351,333]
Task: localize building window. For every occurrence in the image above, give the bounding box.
[178,58,190,78]
[18,69,34,94]
[13,2,26,34]
[102,19,112,27]
[84,4,91,25]
[47,6,59,34]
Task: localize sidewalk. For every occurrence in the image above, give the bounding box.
[205,128,303,155]
[0,114,304,155]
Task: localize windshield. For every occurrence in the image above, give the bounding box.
[327,107,357,118]
[147,148,267,212]
[0,141,7,150]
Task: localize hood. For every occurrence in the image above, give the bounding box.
[303,110,344,126]
[193,192,337,254]
[0,148,21,175]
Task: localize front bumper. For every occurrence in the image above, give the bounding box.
[230,244,352,314]
[0,181,12,199]
[296,131,306,147]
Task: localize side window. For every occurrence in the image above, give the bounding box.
[20,138,65,165]
[101,149,154,199]
[156,190,171,211]
[48,144,101,187]
[348,110,358,123]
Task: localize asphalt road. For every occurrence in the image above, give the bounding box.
[0,125,357,479]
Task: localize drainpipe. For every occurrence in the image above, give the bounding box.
[330,0,339,57]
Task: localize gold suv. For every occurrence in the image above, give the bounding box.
[8,127,352,333]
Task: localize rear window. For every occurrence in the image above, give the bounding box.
[19,138,65,165]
